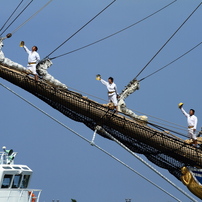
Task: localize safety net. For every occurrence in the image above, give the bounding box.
[1,63,202,181]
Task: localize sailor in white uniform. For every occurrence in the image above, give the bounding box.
[179,103,198,147]
[100,76,119,112]
[23,43,40,80]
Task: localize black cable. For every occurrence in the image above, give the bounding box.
[11,0,54,35]
[45,0,117,59]
[50,0,177,60]
[134,2,202,80]
[148,122,187,138]
[0,0,24,33]
[0,0,34,36]
[139,41,202,82]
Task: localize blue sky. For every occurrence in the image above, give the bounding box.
[1,0,202,201]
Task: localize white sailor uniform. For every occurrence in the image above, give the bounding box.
[101,79,119,106]
[180,107,198,140]
[23,46,40,74]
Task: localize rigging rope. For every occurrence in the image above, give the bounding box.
[0,0,34,36]
[134,2,202,80]
[147,119,188,135]
[68,86,107,102]
[11,0,54,35]
[68,85,187,136]
[65,77,195,137]
[67,85,189,136]
[130,108,188,131]
[0,0,191,138]
[49,0,177,60]
[104,130,198,202]
[0,81,191,202]
[147,122,186,138]
[45,0,117,59]
[60,72,196,139]
[139,41,202,82]
[0,0,24,33]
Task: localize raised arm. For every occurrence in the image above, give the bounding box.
[23,45,30,54]
[180,107,189,118]
[100,79,108,86]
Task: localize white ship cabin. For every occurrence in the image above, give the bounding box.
[0,146,41,202]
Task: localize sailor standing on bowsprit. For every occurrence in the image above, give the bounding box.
[178,103,198,147]
[97,74,119,113]
[21,41,40,81]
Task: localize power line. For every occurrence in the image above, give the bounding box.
[45,0,117,59]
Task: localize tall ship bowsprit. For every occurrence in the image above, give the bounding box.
[1,43,202,199]
[0,1,202,201]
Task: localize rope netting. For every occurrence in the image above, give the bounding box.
[1,64,202,181]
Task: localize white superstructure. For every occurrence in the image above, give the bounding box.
[0,146,41,202]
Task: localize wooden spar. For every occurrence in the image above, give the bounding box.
[1,63,202,168]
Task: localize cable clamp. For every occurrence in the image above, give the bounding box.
[90,126,102,145]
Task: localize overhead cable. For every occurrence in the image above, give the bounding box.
[134,2,202,80]
[129,108,188,131]
[0,0,24,33]
[0,0,34,36]
[11,0,54,35]
[50,0,177,60]
[0,82,185,202]
[139,41,202,82]
[103,129,198,202]
[67,85,188,135]
[61,82,189,136]
[45,0,117,58]
[147,121,187,138]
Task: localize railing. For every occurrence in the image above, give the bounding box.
[27,189,42,202]
[0,189,42,202]
[0,151,17,165]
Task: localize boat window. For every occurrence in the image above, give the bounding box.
[2,166,12,169]
[20,175,30,188]
[22,167,29,170]
[12,174,22,188]
[1,174,13,188]
[12,166,20,169]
